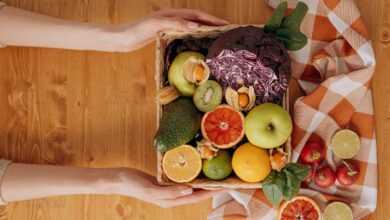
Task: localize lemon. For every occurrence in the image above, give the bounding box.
[323,202,353,220]
[331,129,361,159]
[232,143,271,183]
[162,145,202,183]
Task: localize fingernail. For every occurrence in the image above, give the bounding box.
[180,188,193,195]
[220,19,230,25]
[188,22,199,29]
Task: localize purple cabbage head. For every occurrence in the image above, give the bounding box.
[206,49,288,104]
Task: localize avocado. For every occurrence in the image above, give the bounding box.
[154,98,201,153]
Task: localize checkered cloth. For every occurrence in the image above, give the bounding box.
[209,0,377,219]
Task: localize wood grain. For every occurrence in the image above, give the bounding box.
[0,0,388,219]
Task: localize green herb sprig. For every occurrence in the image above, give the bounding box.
[265,1,309,51]
[262,163,309,206]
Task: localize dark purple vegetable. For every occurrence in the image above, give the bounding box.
[206,26,291,104]
[206,49,288,104]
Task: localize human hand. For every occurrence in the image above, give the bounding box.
[107,8,229,52]
[114,169,225,208]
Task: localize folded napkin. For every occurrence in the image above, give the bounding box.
[209,0,377,219]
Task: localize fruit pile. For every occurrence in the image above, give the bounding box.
[300,129,361,189]
[155,0,310,202]
[154,2,360,219]
[155,31,296,184]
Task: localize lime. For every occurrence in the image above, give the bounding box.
[331,129,361,159]
[162,145,202,183]
[202,150,233,180]
[323,202,353,220]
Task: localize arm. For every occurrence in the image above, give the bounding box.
[1,163,224,208]
[0,6,228,52]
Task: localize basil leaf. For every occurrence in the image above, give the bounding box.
[263,170,278,185]
[274,171,286,192]
[283,169,300,200]
[263,183,283,206]
[265,1,288,33]
[276,29,307,51]
[284,163,310,181]
[281,2,309,31]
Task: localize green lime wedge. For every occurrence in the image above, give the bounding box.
[323,202,353,220]
[331,129,361,159]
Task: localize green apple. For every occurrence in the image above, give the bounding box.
[168,51,204,96]
[244,103,292,149]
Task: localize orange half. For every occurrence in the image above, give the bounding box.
[162,145,202,183]
[201,105,245,149]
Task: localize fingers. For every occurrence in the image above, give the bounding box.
[151,185,193,199]
[161,189,227,208]
[156,17,200,31]
[155,8,229,26]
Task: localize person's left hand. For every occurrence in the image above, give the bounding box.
[114,168,226,208]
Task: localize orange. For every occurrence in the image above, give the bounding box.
[232,143,271,183]
[162,145,202,183]
[278,196,321,220]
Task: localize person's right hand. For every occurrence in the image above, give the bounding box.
[114,168,225,208]
[108,8,229,52]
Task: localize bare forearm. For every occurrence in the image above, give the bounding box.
[0,163,224,208]
[0,6,127,52]
[0,6,228,53]
[1,164,121,203]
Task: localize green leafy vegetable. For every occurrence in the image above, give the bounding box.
[276,29,308,51]
[265,1,309,51]
[283,169,300,200]
[263,171,284,206]
[262,163,310,206]
[263,183,283,206]
[284,163,310,181]
[281,2,309,31]
[264,1,288,33]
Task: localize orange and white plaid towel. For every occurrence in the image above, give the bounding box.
[209,0,377,219]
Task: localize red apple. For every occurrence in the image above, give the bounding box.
[314,165,336,188]
[300,141,325,165]
[302,163,316,184]
[336,160,360,186]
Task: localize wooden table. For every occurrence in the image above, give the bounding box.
[0,0,388,219]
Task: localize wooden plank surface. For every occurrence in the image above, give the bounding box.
[0,0,388,219]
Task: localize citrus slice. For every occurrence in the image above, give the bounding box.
[162,145,202,183]
[331,129,361,159]
[201,105,245,149]
[323,202,353,220]
[232,143,271,183]
[278,196,321,220]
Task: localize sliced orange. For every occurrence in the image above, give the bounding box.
[162,145,202,183]
[278,196,321,220]
[201,105,245,149]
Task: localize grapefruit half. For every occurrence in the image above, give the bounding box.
[278,196,321,220]
[201,105,245,149]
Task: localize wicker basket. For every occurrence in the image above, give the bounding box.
[155,25,291,189]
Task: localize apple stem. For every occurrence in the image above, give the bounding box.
[342,160,357,176]
[312,151,321,160]
[267,123,274,131]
